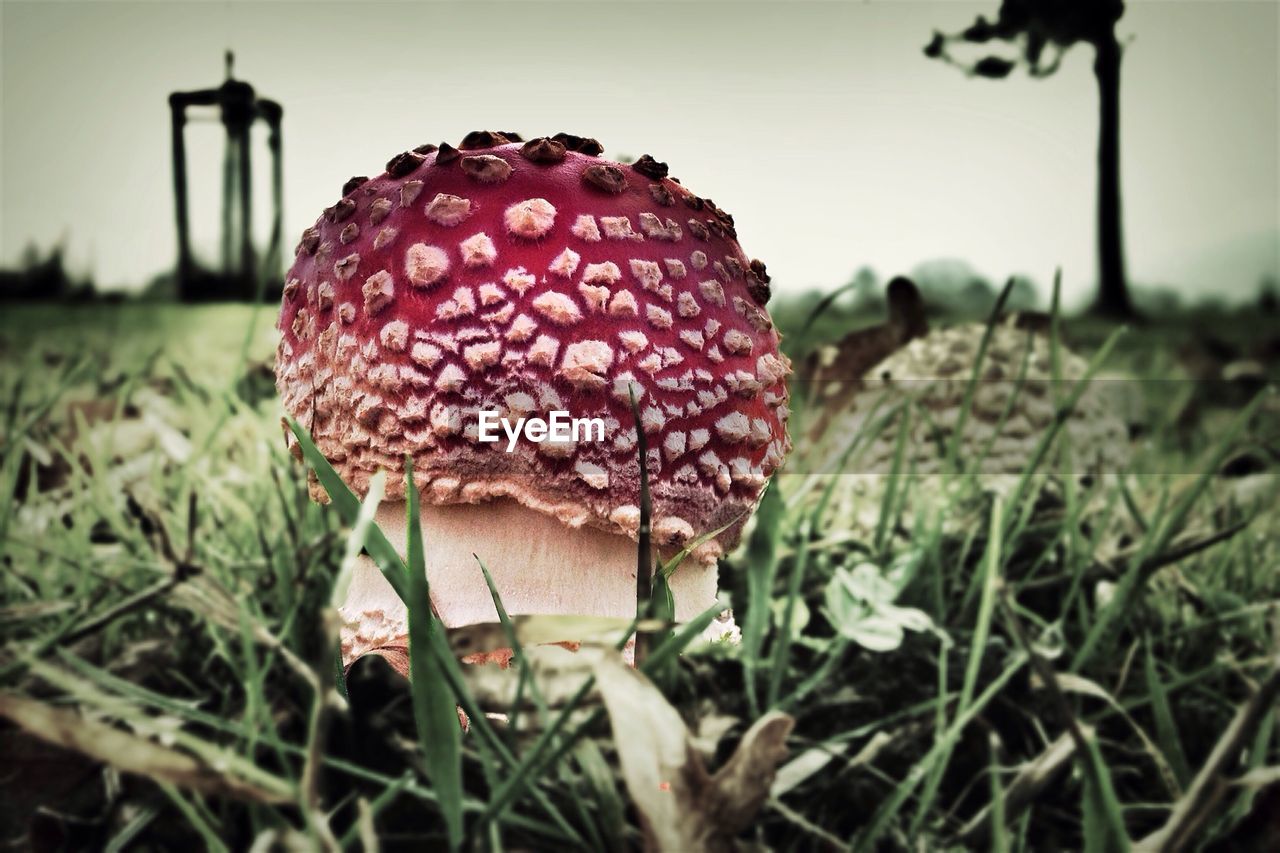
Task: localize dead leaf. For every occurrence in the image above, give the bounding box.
[691,711,740,763]
[590,651,793,852]
[704,713,794,837]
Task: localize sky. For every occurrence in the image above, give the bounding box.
[1,0,1277,307]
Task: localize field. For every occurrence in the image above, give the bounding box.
[1,299,1278,851]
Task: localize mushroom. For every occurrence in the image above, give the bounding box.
[801,292,1128,539]
[275,132,792,674]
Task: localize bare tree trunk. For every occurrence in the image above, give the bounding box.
[1093,35,1135,318]
[238,124,255,300]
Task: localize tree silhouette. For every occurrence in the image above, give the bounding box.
[925,0,1135,318]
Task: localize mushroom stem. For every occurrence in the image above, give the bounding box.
[338,497,719,669]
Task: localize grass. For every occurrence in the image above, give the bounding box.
[1,297,1278,850]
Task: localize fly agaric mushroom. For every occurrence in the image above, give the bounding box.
[802,293,1127,539]
[275,131,791,673]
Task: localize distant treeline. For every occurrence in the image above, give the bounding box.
[0,245,99,302]
[771,261,1280,348]
[0,243,283,303]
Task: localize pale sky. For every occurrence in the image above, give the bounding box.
[2,0,1277,306]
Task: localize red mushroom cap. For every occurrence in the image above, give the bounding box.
[276,132,791,560]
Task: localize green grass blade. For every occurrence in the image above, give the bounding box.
[1079,737,1129,853]
[943,278,1016,476]
[286,419,408,603]
[474,554,550,732]
[659,509,746,579]
[853,654,1028,852]
[641,598,726,672]
[104,805,159,853]
[910,497,1003,837]
[799,278,862,338]
[50,649,565,841]
[1002,326,1126,545]
[628,387,653,624]
[743,480,783,716]
[476,601,725,832]
[765,523,812,710]
[768,403,901,709]
[572,740,626,852]
[988,734,1009,853]
[404,460,464,851]
[873,402,912,555]
[282,445,582,847]
[650,571,676,622]
[330,470,386,609]
[967,326,1036,493]
[1072,389,1267,670]
[1143,639,1191,790]
[288,424,532,807]
[156,781,230,853]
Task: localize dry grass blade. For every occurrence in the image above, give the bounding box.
[772,730,894,799]
[1234,765,1280,789]
[998,586,1131,850]
[1136,650,1280,852]
[0,692,292,804]
[957,730,1083,847]
[1036,670,1181,799]
[1072,390,1269,670]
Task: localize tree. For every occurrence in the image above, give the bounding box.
[925,0,1135,318]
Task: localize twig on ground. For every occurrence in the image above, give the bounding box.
[1020,519,1252,593]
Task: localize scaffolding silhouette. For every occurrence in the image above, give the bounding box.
[169,52,283,301]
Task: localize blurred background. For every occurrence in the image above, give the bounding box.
[2,0,1277,315]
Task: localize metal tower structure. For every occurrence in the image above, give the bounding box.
[169,52,283,301]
